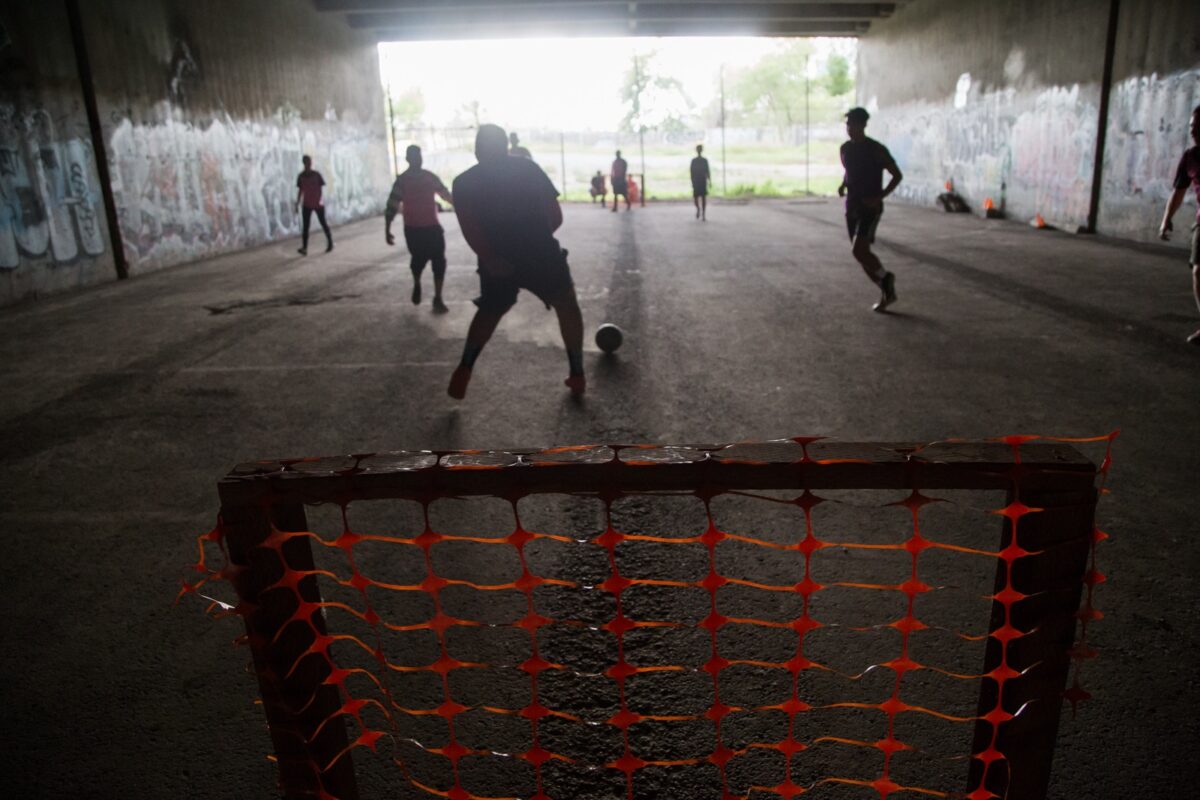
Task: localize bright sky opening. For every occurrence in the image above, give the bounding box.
[379,36,857,132]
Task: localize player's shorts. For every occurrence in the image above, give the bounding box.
[846,204,882,244]
[612,178,629,196]
[475,249,574,314]
[692,180,708,198]
[404,225,446,276]
[1190,223,1199,267]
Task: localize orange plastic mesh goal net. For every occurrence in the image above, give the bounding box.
[181,434,1112,800]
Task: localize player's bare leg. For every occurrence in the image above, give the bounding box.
[448,309,505,399]
[432,258,448,313]
[1190,263,1200,344]
[694,195,701,219]
[852,237,896,311]
[701,195,707,221]
[551,288,586,395]
[411,266,423,305]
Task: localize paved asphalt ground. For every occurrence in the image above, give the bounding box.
[1,198,1197,798]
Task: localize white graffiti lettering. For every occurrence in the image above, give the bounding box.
[0,104,106,269]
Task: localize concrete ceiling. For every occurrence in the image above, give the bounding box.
[314,1,906,41]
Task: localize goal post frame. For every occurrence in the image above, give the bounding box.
[215,439,1099,800]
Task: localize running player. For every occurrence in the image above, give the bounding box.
[838,107,903,311]
[611,150,630,212]
[1158,104,1200,344]
[295,155,333,255]
[447,124,585,399]
[691,144,711,220]
[386,144,454,312]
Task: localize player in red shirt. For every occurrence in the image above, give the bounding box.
[386,145,454,312]
[447,125,585,399]
[1158,105,1200,344]
[294,155,332,255]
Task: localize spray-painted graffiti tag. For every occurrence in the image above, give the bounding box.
[0,104,105,269]
[875,83,1099,228]
[107,108,384,270]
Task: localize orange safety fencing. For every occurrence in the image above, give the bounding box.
[180,435,1114,800]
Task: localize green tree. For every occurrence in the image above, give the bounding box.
[460,99,482,128]
[823,54,853,97]
[389,87,426,131]
[731,41,814,135]
[620,51,692,134]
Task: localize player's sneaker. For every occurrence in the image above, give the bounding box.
[874,272,897,312]
[447,365,472,399]
[1188,328,1200,345]
[325,242,334,253]
[432,298,449,314]
[564,374,586,396]
[297,247,307,256]
[412,281,422,305]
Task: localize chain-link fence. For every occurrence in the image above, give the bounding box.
[386,124,846,203]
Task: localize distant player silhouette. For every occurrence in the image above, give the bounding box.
[691,144,711,220]
[386,144,454,312]
[611,150,630,212]
[838,107,903,311]
[1158,105,1200,345]
[590,171,607,207]
[448,124,586,399]
[508,132,533,160]
[295,155,332,255]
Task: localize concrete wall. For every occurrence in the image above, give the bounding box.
[0,2,115,302]
[84,0,390,276]
[0,0,389,304]
[1099,0,1200,243]
[859,0,1200,244]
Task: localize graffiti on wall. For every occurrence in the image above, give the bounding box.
[107,106,385,271]
[1100,67,1200,238]
[871,76,1099,227]
[0,104,106,269]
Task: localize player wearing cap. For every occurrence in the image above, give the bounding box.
[838,107,903,311]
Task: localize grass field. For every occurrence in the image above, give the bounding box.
[406,136,846,203]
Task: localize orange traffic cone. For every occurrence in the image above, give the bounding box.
[1032,213,1047,229]
[983,198,995,211]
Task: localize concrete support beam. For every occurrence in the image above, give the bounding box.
[318,0,899,38]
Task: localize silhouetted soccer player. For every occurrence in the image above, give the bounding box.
[386,145,454,312]
[590,171,607,207]
[447,124,585,399]
[611,150,630,212]
[509,132,532,160]
[1158,104,1200,345]
[838,107,902,311]
[295,155,332,255]
[691,144,711,220]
